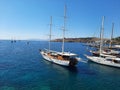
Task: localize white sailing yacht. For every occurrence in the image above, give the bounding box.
[85,16,120,68]
[40,6,80,66]
[90,22,120,57]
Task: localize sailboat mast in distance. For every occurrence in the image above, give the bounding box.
[100,16,105,55]
[49,16,52,52]
[110,23,114,48]
[62,5,67,54]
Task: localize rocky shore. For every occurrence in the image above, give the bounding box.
[52,37,120,44]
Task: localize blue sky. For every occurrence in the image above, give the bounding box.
[0,0,120,40]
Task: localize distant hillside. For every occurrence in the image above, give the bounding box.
[52,37,101,43]
[112,37,120,44]
[52,37,120,44]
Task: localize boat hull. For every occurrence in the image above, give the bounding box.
[85,55,120,68]
[40,51,70,66]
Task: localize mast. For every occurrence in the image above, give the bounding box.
[62,5,67,54]
[49,16,52,52]
[100,16,105,55]
[109,23,114,48]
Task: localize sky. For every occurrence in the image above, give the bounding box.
[0,0,120,40]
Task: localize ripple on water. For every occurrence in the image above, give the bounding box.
[0,86,15,90]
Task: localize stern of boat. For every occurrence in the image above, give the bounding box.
[69,58,78,66]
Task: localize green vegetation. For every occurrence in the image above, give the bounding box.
[113,37,120,44]
[52,37,100,43]
[52,36,120,44]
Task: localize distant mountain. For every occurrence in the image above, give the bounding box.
[52,37,120,44]
[113,36,120,44]
[52,37,101,43]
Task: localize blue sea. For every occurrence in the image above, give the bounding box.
[0,40,120,90]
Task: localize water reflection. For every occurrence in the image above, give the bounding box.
[88,61,120,75]
[43,59,78,74]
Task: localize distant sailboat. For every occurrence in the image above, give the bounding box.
[90,22,120,57]
[85,16,120,68]
[40,6,80,66]
[11,37,16,43]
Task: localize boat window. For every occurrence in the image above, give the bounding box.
[101,56,106,58]
[114,60,120,63]
[106,59,112,61]
[106,59,120,63]
[63,56,70,59]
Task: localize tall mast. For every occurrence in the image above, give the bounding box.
[62,5,67,54]
[49,16,52,52]
[109,23,114,48]
[100,16,105,55]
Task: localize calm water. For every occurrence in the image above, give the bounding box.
[0,40,120,90]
